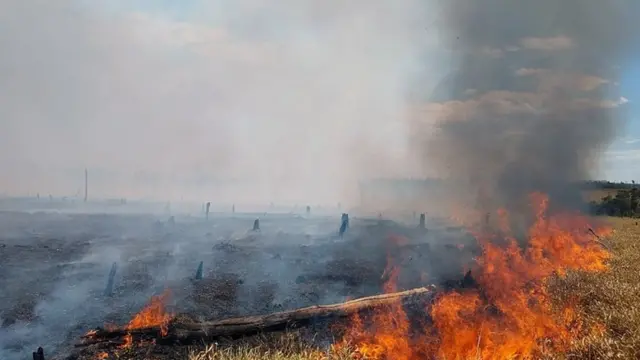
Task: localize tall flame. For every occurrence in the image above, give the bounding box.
[340,192,611,359]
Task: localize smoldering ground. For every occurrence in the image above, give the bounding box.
[413,0,637,229]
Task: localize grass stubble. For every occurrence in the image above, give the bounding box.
[188,217,640,360]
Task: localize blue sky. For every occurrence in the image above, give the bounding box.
[604,60,639,182]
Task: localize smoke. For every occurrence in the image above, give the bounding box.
[0,0,443,206]
[412,0,636,219]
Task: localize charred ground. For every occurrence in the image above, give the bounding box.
[0,208,478,360]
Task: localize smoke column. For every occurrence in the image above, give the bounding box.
[414,0,637,223]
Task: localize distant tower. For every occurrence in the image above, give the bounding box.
[84,168,88,202]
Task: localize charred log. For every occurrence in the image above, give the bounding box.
[76,286,435,348]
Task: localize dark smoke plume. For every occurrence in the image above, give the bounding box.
[417,0,637,225]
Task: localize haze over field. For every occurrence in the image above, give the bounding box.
[0,0,636,207]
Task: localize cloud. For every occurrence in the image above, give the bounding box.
[478,46,504,58]
[590,97,629,109]
[600,148,640,182]
[411,90,624,126]
[605,149,640,161]
[515,68,609,92]
[520,35,575,51]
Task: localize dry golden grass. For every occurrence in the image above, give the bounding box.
[546,217,640,359]
[190,217,640,360]
[187,332,355,360]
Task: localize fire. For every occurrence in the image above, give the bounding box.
[96,352,109,360]
[340,192,611,359]
[125,288,173,335]
[119,333,133,349]
[336,236,416,360]
[119,289,173,349]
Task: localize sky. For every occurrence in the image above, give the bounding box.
[603,61,639,181]
[0,0,637,203]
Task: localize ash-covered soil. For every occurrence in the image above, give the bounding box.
[0,210,477,360]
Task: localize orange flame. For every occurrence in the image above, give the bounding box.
[337,236,415,360]
[340,192,611,359]
[119,333,133,349]
[125,289,173,336]
[117,289,173,349]
[96,352,109,360]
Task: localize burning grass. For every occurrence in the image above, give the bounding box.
[544,217,640,359]
[187,204,640,360]
[184,215,640,360]
[83,200,640,360]
[125,289,173,335]
[330,193,612,360]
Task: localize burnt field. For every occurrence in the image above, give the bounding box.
[0,209,477,360]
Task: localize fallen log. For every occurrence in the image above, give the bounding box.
[77,286,435,347]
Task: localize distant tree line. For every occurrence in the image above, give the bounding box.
[580,180,638,190]
[589,181,640,217]
[361,179,636,190]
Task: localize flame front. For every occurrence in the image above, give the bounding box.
[340,192,611,359]
[336,236,417,359]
